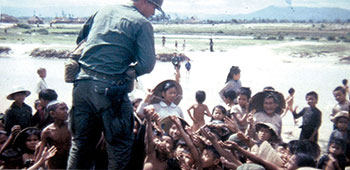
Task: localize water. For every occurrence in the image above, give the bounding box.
[0,40,349,154]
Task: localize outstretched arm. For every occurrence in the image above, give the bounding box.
[0,125,21,154]
[29,146,57,170]
[35,130,49,163]
[144,106,156,155]
[170,116,201,164]
[223,141,282,170]
[204,105,212,118]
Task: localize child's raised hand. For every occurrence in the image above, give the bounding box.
[143,105,155,120]
[200,127,217,142]
[11,125,21,136]
[42,146,57,161]
[169,115,181,126]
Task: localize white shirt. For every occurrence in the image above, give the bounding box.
[36,78,48,93]
[137,101,184,119]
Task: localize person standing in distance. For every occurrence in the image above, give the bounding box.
[67,0,164,169]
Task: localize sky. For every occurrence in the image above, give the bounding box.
[1,0,350,17]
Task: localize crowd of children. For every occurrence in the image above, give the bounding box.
[0,65,349,170]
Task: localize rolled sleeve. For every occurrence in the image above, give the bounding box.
[134,23,156,77]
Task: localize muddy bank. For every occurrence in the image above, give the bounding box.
[30,48,190,62]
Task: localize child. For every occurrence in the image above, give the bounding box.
[4,87,32,135]
[143,106,174,170]
[36,100,71,169]
[211,105,228,123]
[317,138,347,170]
[231,87,251,133]
[328,111,349,161]
[36,67,48,94]
[223,90,237,112]
[281,88,295,118]
[219,66,241,101]
[13,127,41,168]
[331,86,349,118]
[187,90,212,132]
[31,89,58,130]
[292,91,322,142]
[342,79,349,98]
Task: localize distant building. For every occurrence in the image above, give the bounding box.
[0,14,18,23]
[27,16,44,24]
[50,17,87,24]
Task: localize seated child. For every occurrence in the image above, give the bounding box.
[36,100,71,169]
[292,91,322,142]
[187,90,212,132]
[231,87,251,133]
[317,138,347,170]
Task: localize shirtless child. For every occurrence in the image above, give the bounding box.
[35,101,71,169]
[143,106,174,170]
[187,90,212,132]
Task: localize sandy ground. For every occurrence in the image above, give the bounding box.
[0,39,349,154]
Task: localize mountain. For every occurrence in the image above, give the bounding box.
[201,6,350,21]
[2,5,350,22]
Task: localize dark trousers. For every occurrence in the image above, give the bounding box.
[67,80,134,170]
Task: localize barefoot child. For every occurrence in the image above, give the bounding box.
[331,86,349,118]
[281,88,295,119]
[187,90,212,131]
[36,67,48,94]
[36,101,71,169]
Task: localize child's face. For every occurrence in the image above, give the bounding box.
[306,95,317,107]
[238,94,248,107]
[201,149,218,168]
[233,73,240,80]
[169,124,181,141]
[26,134,39,151]
[284,154,298,170]
[212,108,224,121]
[263,97,277,115]
[336,117,349,131]
[333,90,346,103]
[39,70,46,78]
[162,87,177,104]
[257,127,272,142]
[329,143,343,156]
[178,150,194,169]
[13,92,26,104]
[52,103,69,121]
[161,135,174,152]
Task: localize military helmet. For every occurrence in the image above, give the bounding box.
[147,0,164,14]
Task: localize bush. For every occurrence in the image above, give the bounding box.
[0,46,11,55]
[15,23,31,29]
[36,29,49,35]
[327,36,336,41]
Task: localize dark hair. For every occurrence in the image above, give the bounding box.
[278,142,288,150]
[16,129,41,153]
[0,148,24,169]
[288,88,295,95]
[204,145,220,159]
[38,89,58,101]
[212,105,228,117]
[342,79,348,86]
[225,66,241,83]
[239,87,251,99]
[162,82,177,93]
[333,86,346,95]
[223,90,237,101]
[328,138,346,153]
[295,153,316,168]
[288,140,320,160]
[195,90,206,104]
[263,86,275,91]
[264,93,279,104]
[306,91,318,100]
